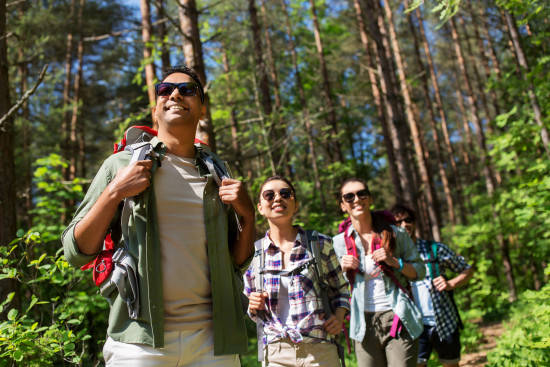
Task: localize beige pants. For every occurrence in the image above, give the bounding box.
[355,310,419,367]
[103,329,240,366]
[264,338,340,367]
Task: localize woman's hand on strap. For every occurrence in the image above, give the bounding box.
[248,291,268,315]
[340,254,360,272]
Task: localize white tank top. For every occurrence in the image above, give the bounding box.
[364,254,391,312]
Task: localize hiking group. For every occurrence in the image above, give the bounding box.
[62,65,474,367]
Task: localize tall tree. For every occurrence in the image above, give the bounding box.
[280,0,326,210]
[0,0,21,317]
[406,3,457,225]
[70,0,85,180]
[156,0,170,73]
[308,0,343,163]
[141,0,157,128]
[382,0,441,240]
[178,0,216,150]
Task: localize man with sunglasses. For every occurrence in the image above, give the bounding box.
[62,65,255,366]
[389,205,474,367]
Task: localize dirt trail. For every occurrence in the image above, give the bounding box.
[460,321,504,367]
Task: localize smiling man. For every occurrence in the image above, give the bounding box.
[62,65,255,366]
[390,204,474,367]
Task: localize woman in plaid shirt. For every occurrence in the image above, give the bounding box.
[244,175,350,366]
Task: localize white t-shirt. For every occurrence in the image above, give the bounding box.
[154,153,211,331]
[412,279,436,325]
[364,254,391,312]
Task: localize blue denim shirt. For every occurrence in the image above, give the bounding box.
[333,224,425,341]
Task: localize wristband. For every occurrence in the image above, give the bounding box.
[398,258,404,271]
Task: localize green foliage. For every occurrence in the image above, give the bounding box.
[0,232,108,366]
[31,154,88,243]
[487,272,550,366]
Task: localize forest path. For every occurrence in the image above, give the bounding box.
[460,321,504,367]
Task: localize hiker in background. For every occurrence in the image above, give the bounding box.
[62,65,255,366]
[244,175,350,366]
[390,204,474,367]
[333,178,425,367]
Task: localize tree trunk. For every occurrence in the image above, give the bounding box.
[259,0,290,175]
[280,0,326,211]
[221,43,244,177]
[178,0,216,150]
[457,14,494,128]
[449,18,497,196]
[156,0,171,73]
[0,0,22,317]
[61,0,76,181]
[467,0,501,117]
[70,0,85,180]
[382,0,441,240]
[362,0,417,209]
[352,0,402,201]
[140,0,157,129]
[407,3,457,226]
[503,9,550,158]
[248,0,284,171]
[415,6,467,224]
[308,0,343,163]
[17,3,32,228]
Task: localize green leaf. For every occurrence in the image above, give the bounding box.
[7,308,18,321]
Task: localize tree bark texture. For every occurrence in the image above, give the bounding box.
[140,0,157,129]
[308,0,343,163]
[178,0,216,150]
[0,0,22,318]
[382,0,441,240]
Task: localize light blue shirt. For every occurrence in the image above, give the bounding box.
[333,224,426,341]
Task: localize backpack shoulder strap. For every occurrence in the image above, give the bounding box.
[306,230,332,318]
[428,241,440,279]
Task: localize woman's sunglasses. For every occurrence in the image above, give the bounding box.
[342,189,370,203]
[396,217,414,225]
[155,82,203,102]
[261,188,293,202]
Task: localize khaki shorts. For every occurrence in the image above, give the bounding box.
[264,338,339,367]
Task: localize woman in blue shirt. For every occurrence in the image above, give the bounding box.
[332,178,425,367]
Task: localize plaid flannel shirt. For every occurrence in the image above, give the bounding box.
[244,226,350,345]
[414,238,471,341]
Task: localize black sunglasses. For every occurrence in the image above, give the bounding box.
[155,82,202,101]
[342,189,370,203]
[396,217,414,225]
[261,188,293,202]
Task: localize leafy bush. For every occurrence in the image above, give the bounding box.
[487,267,550,366]
[0,232,108,366]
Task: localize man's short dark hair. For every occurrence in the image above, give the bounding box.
[389,204,416,222]
[161,65,205,104]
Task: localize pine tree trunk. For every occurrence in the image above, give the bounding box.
[308,0,343,163]
[0,0,22,317]
[70,0,85,180]
[449,18,497,196]
[362,0,417,209]
[140,0,157,128]
[353,0,402,201]
[178,0,216,150]
[61,0,75,181]
[503,9,550,158]
[221,44,244,178]
[407,3,457,226]
[156,0,171,73]
[467,0,501,117]
[17,3,32,228]
[382,0,441,240]
[280,0,325,211]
